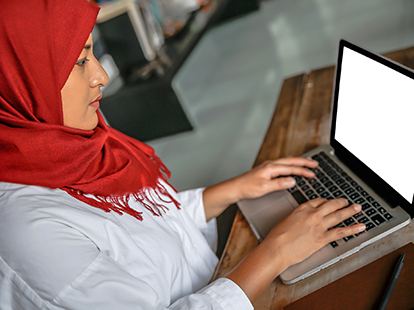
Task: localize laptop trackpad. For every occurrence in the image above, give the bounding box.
[244,192,296,239]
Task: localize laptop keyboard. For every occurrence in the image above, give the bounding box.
[287,151,394,248]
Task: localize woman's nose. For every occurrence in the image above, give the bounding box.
[90,58,109,88]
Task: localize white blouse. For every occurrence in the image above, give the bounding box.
[0,181,253,309]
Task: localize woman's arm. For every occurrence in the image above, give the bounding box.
[225,198,365,303]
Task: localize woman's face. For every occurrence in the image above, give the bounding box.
[61,34,109,130]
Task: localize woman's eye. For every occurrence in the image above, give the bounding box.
[76,58,90,66]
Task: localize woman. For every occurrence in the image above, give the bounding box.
[0,0,365,309]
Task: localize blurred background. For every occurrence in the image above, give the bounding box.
[95,0,414,192]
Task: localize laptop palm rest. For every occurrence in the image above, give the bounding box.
[238,191,298,241]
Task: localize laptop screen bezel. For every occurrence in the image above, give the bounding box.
[330,39,414,217]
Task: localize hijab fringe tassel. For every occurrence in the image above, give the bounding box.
[62,182,181,221]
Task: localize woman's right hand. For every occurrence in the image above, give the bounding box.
[225,198,365,304]
[262,198,366,271]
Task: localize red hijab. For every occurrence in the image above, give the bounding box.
[0,0,179,220]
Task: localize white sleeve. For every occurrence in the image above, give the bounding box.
[176,188,218,251]
[1,248,253,310]
[170,278,253,310]
[49,252,253,310]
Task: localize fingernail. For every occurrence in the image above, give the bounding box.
[358,224,366,231]
[354,204,361,212]
[285,177,296,186]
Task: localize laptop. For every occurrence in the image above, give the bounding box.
[238,39,413,285]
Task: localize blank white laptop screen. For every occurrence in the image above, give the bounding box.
[335,47,414,203]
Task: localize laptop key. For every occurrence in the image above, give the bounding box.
[324,181,333,187]
[344,217,356,226]
[331,174,341,181]
[354,212,364,219]
[377,207,387,214]
[312,154,321,160]
[343,235,354,242]
[358,216,369,224]
[328,185,338,192]
[373,201,381,208]
[312,182,321,189]
[350,192,360,200]
[290,190,307,204]
[319,176,329,183]
[321,191,330,198]
[320,151,328,158]
[293,175,303,182]
[330,241,339,248]
[288,186,296,193]
[361,203,371,211]
[355,186,364,192]
[345,188,355,195]
[327,170,337,177]
[365,208,377,217]
[354,198,365,204]
[366,222,376,231]
[355,230,365,237]
[316,172,325,179]
[319,161,329,168]
[305,189,315,196]
[316,187,325,194]
[335,178,346,185]
[384,213,393,221]
[340,183,350,190]
[371,214,386,226]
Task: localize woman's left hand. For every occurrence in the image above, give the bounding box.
[234,157,318,200]
[203,157,318,221]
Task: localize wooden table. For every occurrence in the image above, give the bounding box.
[212,46,414,309]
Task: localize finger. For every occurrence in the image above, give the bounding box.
[267,176,297,190]
[274,157,319,168]
[267,165,316,179]
[323,203,362,229]
[263,175,313,193]
[315,198,350,216]
[325,223,366,243]
[301,197,328,208]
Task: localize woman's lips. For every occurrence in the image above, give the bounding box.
[90,95,102,108]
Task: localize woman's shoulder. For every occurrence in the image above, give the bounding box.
[0,181,110,220]
[0,181,77,210]
[0,182,113,254]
